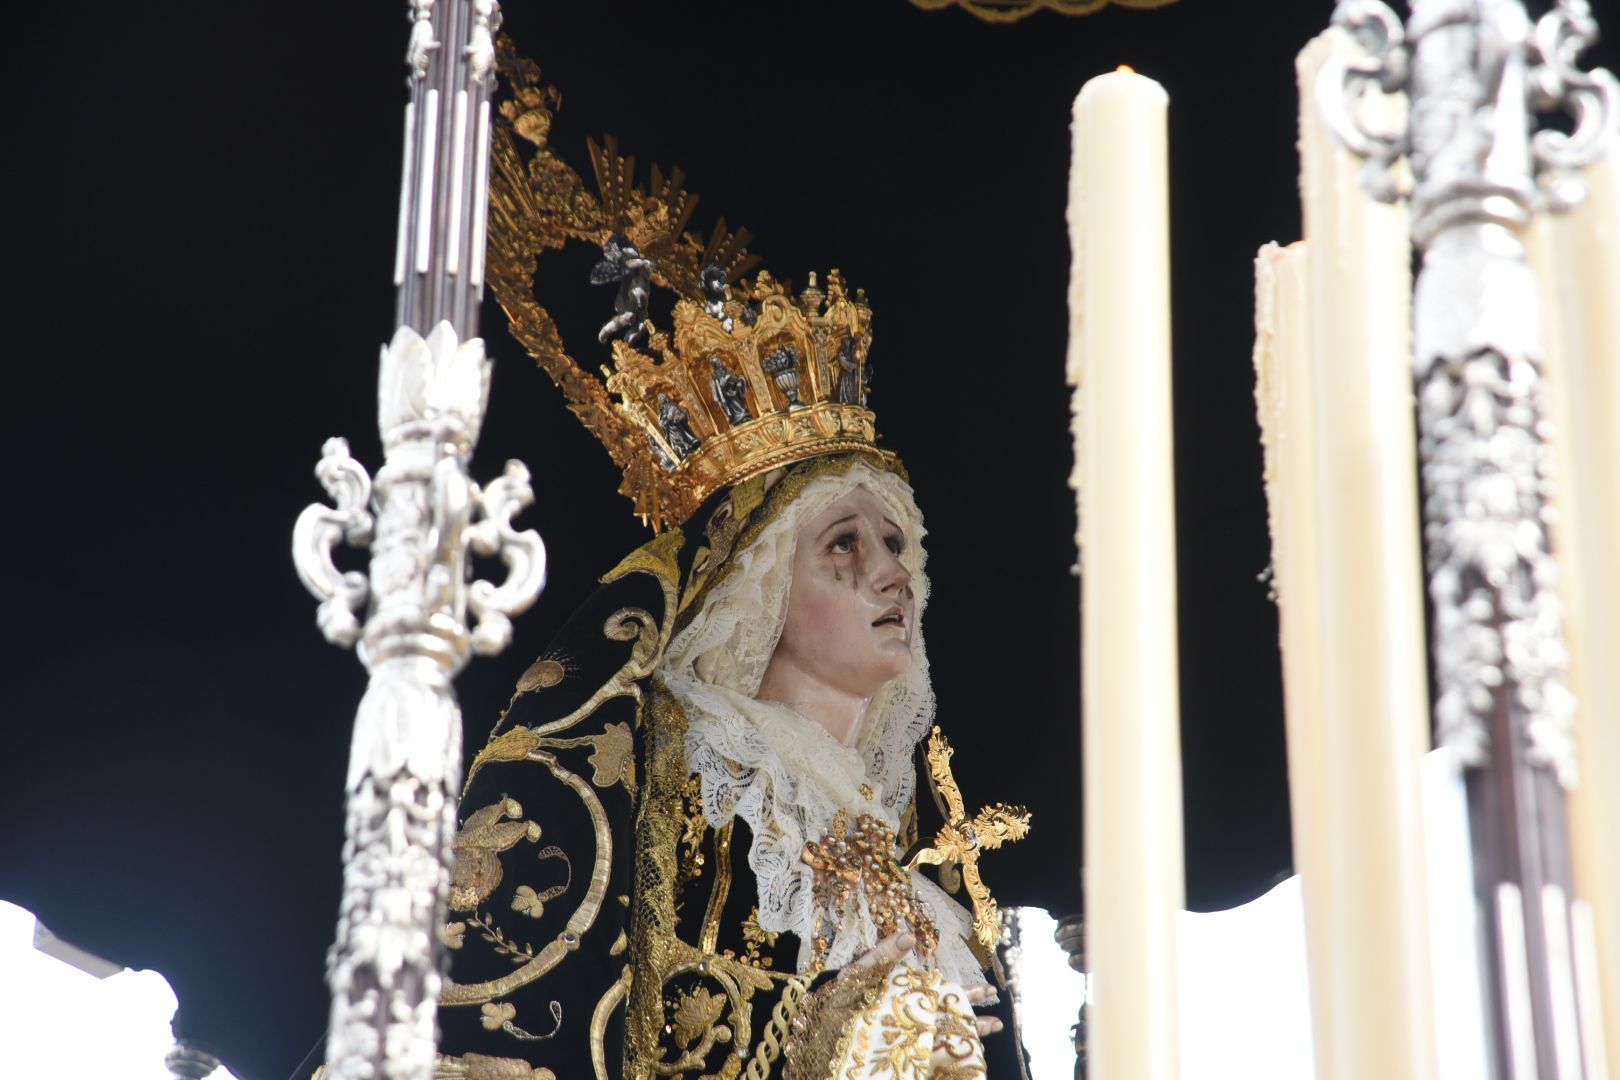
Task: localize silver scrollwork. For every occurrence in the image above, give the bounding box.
[293,437,374,647]
[467,459,547,657]
[1318,0,1411,202]
[296,319,545,1080]
[1529,0,1620,208]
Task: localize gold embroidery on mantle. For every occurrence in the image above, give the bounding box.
[517,656,569,693]
[744,976,811,1080]
[699,821,735,955]
[592,965,634,1080]
[741,907,778,969]
[450,798,544,911]
[431,1051,559,1079]
[442,752,613,1006]
[673,986,729,1048]
[626,689,804,1080]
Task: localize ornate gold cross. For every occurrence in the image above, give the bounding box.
[906,727,1032,959]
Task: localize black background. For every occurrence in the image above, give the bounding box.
[5,2,1614,1077]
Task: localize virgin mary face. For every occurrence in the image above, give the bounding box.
[769,486,916,701]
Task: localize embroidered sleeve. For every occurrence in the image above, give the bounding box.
[784,965,986,1080]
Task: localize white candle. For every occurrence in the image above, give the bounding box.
[1252,240,1338,1079]
[1068,65,1183,1080]
[1296,30,1437,1080]
[1530,147,1620,1079]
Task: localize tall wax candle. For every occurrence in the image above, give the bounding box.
[1530,147,1620,1079]
[1252,240,1337,1080]
[1067,66,1183,1080]
[1296,30,1438,1080]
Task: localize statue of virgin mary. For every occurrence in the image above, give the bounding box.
[428,44,1023,1080]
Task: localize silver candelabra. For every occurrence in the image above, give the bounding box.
[1319,1,1616,1075]
[291,3,541,1078]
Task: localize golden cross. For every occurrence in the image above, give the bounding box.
[905,727,1032,959]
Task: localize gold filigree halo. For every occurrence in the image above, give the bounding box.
[486,39,896,533]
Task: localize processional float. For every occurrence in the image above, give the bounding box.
[291,1,1617,1078]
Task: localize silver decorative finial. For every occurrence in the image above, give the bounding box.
[1314,2,1613,1075]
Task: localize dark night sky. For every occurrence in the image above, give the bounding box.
[5,2,1614,1077]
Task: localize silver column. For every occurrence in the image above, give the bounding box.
[1320,1,1616,1076]
[291,3,546,1077]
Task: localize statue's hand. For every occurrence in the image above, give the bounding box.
[962,983,1004,1040]
[845,930,914,978]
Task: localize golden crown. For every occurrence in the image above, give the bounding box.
[485,42,895,533]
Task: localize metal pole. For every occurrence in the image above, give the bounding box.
[292,3,545,1077]
[1319,1,1617,1075]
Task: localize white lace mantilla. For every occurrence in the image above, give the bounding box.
[661,464,985,988]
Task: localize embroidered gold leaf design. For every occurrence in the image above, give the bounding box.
[450,798,544,911]
[481,1001,517,1031]
[441,921,467,950]
[517,656,568,693]
[741,907,779,968]
[466,726,543,788]
[673,987,726,1049]
[469,912,539,965]
[586,721,635,791]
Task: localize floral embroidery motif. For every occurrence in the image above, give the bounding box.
[673,986,727,1048]
[511,885,547,918]
[449,798,543,911]
[440,921,467,950]
[481,1001,517,1030]
[586,720,636,791]
[837,968,985,1080]
[741,907,779,968]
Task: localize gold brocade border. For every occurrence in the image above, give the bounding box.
[699,821,735,956]
[626,689,801,1080]
[908,0,1178,22]
[592,965,635,1080]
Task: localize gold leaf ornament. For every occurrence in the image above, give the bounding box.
[672,986,727,1048]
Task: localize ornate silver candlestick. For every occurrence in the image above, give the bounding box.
[1320,1,1616,1075]
[292,3,545,1078]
